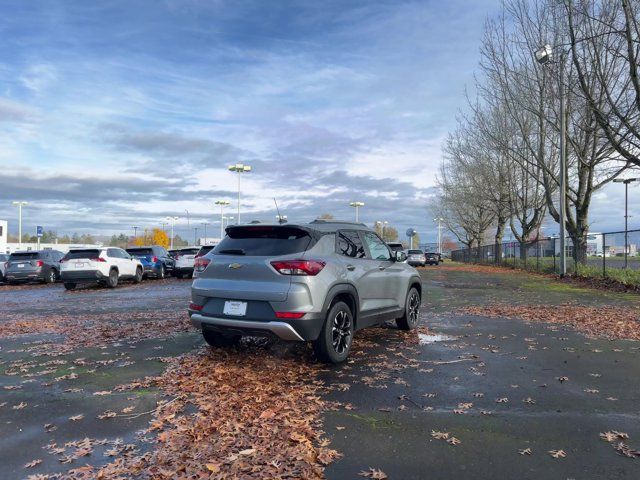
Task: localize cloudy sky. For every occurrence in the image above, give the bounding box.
[0,0,637,244]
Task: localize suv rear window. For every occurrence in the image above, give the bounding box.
[408,250,423,254]
[63,249,101,260]
[175,248,199,255]
[127,248,154,256]
[214,226,311,256]
[9,252,39,260]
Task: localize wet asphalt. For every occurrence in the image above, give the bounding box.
[1,267,639,479]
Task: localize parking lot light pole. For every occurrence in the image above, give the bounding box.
[166,216,179,249]
[12,201,28,250]
[215,200,230,239]
[228,164,251,224]
[613,178,639,268]
[349,201,364,222]
[193,227,198,246]
[535,43,567,276]
[202,222,210,244]
[132,226,140,241]
[434,217,444,254]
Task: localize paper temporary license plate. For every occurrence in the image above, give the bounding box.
[17,264,25,268]
[223,300,247,317]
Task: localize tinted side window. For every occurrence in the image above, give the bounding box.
[107,248,119,258]
[337,231,366,259]
[363,232,392,260]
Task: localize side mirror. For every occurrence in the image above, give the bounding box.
[395,251,407,262]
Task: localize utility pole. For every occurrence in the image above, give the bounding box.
[193,227,198,246]
[613,178,639,268]
[132,226,140,241]
[12,201,28,250]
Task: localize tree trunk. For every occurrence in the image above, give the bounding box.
[494,218,506,264]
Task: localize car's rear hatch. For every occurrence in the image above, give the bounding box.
[7,252,41,272]
[60,249,104,270]
[126,248,155,266]
[192,225,314,302]
[173,248,199,268]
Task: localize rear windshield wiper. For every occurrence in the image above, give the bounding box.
[217,249,246,255]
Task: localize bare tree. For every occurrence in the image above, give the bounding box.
[566,0,640,167]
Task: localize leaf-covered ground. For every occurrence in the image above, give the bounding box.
[460,304,640,341]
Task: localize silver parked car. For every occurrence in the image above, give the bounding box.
[189,221,423,363]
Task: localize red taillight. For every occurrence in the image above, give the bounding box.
[174,255,181,259]
[151,256,158,263]
[270,260,326,276]
[189,302,203,311]
[60,258,67,263]
[89,257,107,263]
[194,257,210,272]
[275,312,306,319]
[35,260,44,267]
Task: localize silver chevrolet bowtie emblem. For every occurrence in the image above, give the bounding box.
[228,263,243,269]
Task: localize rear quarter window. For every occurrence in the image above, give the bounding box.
[214,226,312,256]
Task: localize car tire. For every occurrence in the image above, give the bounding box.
[45,268,57,284]
[202,329,241,348]
[133,267,143,284]
[64,282,76,291]
[313,301,354,364]
[106,269,119,288]
[396,287,421,331]
[158,264,166,280]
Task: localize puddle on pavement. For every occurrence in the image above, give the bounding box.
[418,333,457,345]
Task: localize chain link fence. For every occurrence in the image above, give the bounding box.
[451,230,640,283]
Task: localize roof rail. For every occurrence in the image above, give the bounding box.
[309,219,368,227]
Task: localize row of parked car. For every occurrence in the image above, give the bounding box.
[0,245,214,289]
[385,243,442,267]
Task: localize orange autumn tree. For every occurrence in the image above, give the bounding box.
[132,228,169,248]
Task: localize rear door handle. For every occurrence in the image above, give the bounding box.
[346,264,355,271]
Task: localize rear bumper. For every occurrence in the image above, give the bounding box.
[189,311,324,342]
[6,270,44,281]
[174,267,194,275]
[143,264,163,276]
[407,261,425,266]
[61,270,106,282]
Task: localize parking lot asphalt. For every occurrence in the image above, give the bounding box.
[1,267,639,479]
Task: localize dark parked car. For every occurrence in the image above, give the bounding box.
[125,246,174,279]
[5,250,64,284]
[386,242,404,253]
[425,252,441,265]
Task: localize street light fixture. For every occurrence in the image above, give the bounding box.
[228,163,251,224]
[12,201,28,249]
[276,215,288,224]
[535,43,567,277]
[613,178,639,268]
[349,201,364,222]
[215,200,231,239]
[166,216,179,249]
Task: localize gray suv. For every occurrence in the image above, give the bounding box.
[189,221,422,363]
[5,250,64,284]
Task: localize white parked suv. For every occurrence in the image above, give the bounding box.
[60,247,143,290]
[169,247,200,278]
